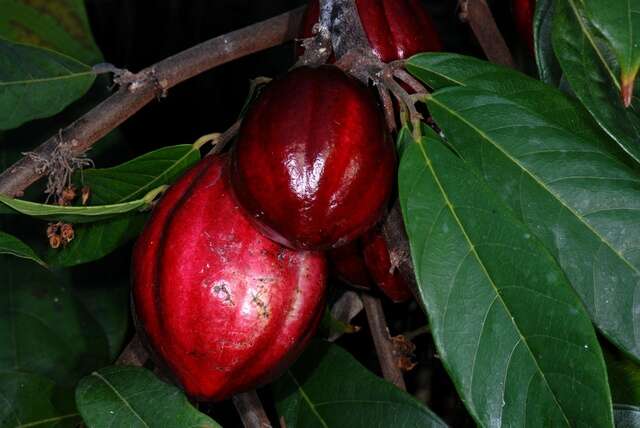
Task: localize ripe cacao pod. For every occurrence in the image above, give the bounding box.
[362,229,413,303]
[299,0,442,62]
[132,155,327,401]
[231,65,395,250]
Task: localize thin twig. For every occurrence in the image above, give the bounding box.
[116,333,149,366]
[233,390,273,428]
[460,0,515,68]
[0,7,305,197]
[361,293,407,390]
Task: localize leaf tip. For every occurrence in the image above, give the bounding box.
[621,74,636,108]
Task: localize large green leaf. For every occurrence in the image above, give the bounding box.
[0,257,110,385]
[534,0,562,86]
[552,0,640,165]
[46,144,201,267]
[407,53,606,144]
[0,370,79,428]
[0,0,102,64]
[272,340,446,428]
[399,131,612,427]
[75,366,220,428]
[0,229,45,266]
[0,38,95,130]
[407,53,640,364]
[581,0,640,97]
[0,185,165,223]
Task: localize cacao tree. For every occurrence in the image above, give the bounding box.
[1,0,639,427]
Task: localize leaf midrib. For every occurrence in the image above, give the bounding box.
[286,371,329,428]
[91,371,150,427]
[414,138,572,427]
[17,413,79,427]
[0,71,94,87]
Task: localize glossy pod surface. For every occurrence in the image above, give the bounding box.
[231,66,395,250]
[300,0,442,62]
[132,155,327,401]
[363,229,413,303]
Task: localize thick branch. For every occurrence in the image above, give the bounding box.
[361,293,406,390]
[460,0,515,68]
[324,0,370,59]
[0,7,305,197]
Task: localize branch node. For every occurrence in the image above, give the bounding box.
[22,133,93,203]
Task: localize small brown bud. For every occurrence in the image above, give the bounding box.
[49,234,62,249]
[397,356,417,372]
[60,223,74,243]
[46,223,59,238]
[61,185,77,203]
[81,186,91,205]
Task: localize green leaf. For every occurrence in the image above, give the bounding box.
[581,0,640,97]
[0,0,103,64]
[407,53,604,144]
[399,131,613,427]
[615,404,640,428]
[74,280,130,361]
[0,229,45,266]
[80,144,202,204]
[0,257,110,385]
[534,0,562,86]
[75,366,220,428]
[318,307,360,338]
[552,0,640,164]
[428,85,640,361]
[45,144,201,267]
[46,214,147,267]
[0,38,95,130]
[407,53,640,364]
[272,340,446,428]
[0,370,79,428]
[0,185,165,223]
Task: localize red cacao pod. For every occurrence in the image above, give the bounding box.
[328,240,372,288]
[231,65,395,250]
[513,0,534,54]
[132,155,327,401]
[299,0,442,62]
[362,229,413,303]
